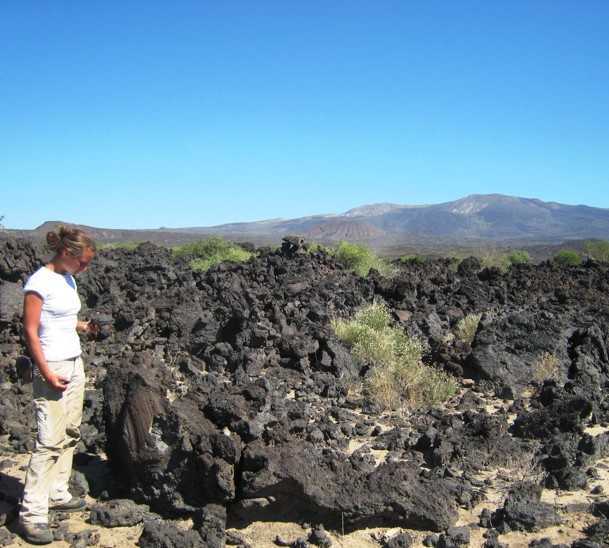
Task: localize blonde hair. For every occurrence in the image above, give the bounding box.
[46,225,96,258]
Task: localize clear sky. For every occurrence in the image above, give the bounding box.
[1,1,608,230]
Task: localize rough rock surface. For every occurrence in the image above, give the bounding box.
[2,236,609,546]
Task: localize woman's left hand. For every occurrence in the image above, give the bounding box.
[78,320,100,333]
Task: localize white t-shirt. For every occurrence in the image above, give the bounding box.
[23,266,82,361]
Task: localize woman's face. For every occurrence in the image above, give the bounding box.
[63,247,95,275]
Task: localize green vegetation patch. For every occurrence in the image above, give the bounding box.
[98,241,145,250]
[584,240,609,263]
[333,241,392,277]
[475,247,508,271]
[173,236,254,271]
[331,303,456,409]
[505,250,531,265]
[455,313,482,344]
[307,242,331,255]
[553,250,582,266]
[400,253,426,263]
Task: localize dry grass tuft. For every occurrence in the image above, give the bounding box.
[331,303,456,410]
[533,351,559,383]
[455,313,482,344]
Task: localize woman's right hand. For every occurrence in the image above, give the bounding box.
[44,372,70,392]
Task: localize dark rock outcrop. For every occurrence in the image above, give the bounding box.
[2,236,609,545]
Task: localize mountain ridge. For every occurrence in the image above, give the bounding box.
[8,194,609,253]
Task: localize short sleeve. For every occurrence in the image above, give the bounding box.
[23,269,49,301]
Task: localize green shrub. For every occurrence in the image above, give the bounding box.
[444,253,464,272]
[400,253,426,263]
[584,240,609,263]
[333,241,391,277]
[505,250,531,265]
[476,247,508,271]
[99,241,144,250]
[308,242,331,254]
[173,236,254,271]
[331,303,456,409]
[445,252,464,262]
[455,313,482,344]
[553,250,582,266]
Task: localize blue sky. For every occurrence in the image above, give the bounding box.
[1,1,608,230]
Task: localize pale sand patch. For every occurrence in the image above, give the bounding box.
[0,451,141,547]
[2,441,608,547]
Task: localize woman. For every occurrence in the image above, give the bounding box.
[19,225,99,545]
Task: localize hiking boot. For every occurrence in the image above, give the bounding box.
[49,496,87,512]
[21,522,53,544]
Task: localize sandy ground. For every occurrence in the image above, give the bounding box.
[1,441,606,548]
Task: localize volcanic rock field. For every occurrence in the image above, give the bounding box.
[1,236,609,547]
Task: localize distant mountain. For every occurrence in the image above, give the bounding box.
[342,203,407,217]
[303,220,387,241]
[9,194,609,249]
[175,193,609,243]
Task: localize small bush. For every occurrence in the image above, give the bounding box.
[99,241,144,250]
[455,313,482,344]
[553,250,582,266]
[533,351,558,383]
[308,242,331,254]
[173,236,254,271]
[476,247,508,271]
[584,240,609,263]
[505,250,531,265]
[331,303,456,409]
[334,241,391,277]
[444,253,464,272]
[400,253,426,263]
[445,253,464,262]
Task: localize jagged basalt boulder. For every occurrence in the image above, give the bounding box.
[236,441,457,531]
[498,482,562,533]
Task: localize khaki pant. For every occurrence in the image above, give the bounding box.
[19,356,85,525]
